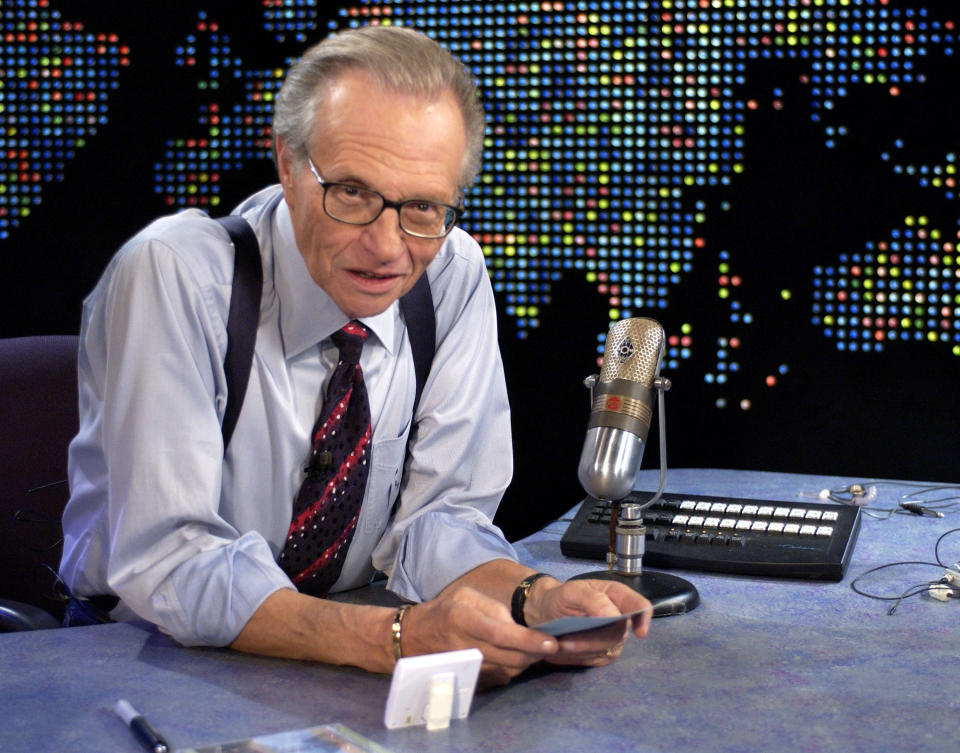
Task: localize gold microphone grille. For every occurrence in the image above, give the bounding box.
[598,318,665,386]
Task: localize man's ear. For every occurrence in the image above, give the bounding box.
[275,137,297,194]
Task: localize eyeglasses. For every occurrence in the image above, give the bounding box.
[306,157,462,239]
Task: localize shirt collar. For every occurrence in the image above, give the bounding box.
[272,197,398,358]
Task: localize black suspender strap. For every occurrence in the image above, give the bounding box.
[217,215,263,454]
[398,272,436,418]
[215,214,436,452]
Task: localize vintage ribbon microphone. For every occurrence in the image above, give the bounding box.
[571,317,699,616]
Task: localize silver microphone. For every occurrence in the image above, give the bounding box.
[577,318,666,501]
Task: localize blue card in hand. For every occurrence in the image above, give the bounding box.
[530,607,651,637]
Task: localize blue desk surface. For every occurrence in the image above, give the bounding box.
[2,469,959,753]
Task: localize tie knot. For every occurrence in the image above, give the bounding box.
[331,321,368,364]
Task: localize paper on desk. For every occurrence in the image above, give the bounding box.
[177,722,393,753]
[531,606,652,637]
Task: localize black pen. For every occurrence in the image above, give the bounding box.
[113,699,171,753]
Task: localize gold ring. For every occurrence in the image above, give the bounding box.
[605,648,616,658]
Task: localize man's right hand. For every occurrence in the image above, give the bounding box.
[229,583,557,685]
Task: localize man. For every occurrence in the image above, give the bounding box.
[60,25,650,685]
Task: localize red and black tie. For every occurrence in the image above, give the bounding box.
[279,321,371,596]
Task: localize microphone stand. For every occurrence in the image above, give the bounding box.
[570,376,700,617]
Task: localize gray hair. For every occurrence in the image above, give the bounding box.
[273,26,486,191]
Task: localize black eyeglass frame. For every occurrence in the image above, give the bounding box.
[306,157,463,239]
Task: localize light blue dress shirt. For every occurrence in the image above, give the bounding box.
[60,185,516,646]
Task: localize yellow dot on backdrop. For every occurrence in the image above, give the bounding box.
[781,289,792,300]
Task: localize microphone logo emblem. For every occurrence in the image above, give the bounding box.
[605,395,622,411]
[615,337,635,363]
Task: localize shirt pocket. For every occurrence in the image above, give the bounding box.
[358,432,408,540]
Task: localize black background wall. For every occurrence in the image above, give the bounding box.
[3,1,959,542]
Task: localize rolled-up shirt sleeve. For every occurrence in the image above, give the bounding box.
[371,232,517,602]
[63,224,293,646]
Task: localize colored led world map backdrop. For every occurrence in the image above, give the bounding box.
[2,0,959,534]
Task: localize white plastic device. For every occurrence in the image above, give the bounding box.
[383,648,483,731]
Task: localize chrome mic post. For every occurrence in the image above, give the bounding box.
[614,502,645,575]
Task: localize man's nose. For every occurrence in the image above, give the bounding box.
[361,207,406,262]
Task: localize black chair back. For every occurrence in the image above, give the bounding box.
[0,335,79,627]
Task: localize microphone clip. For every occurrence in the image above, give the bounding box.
[305,449,334,480]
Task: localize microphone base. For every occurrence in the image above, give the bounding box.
[569,569,700,618]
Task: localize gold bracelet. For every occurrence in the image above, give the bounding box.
[391,604,413,661]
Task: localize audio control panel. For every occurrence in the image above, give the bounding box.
[560,491,862,581]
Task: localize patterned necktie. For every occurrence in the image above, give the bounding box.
[278,321,371,596]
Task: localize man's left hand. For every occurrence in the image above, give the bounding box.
[524,577,653,667]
